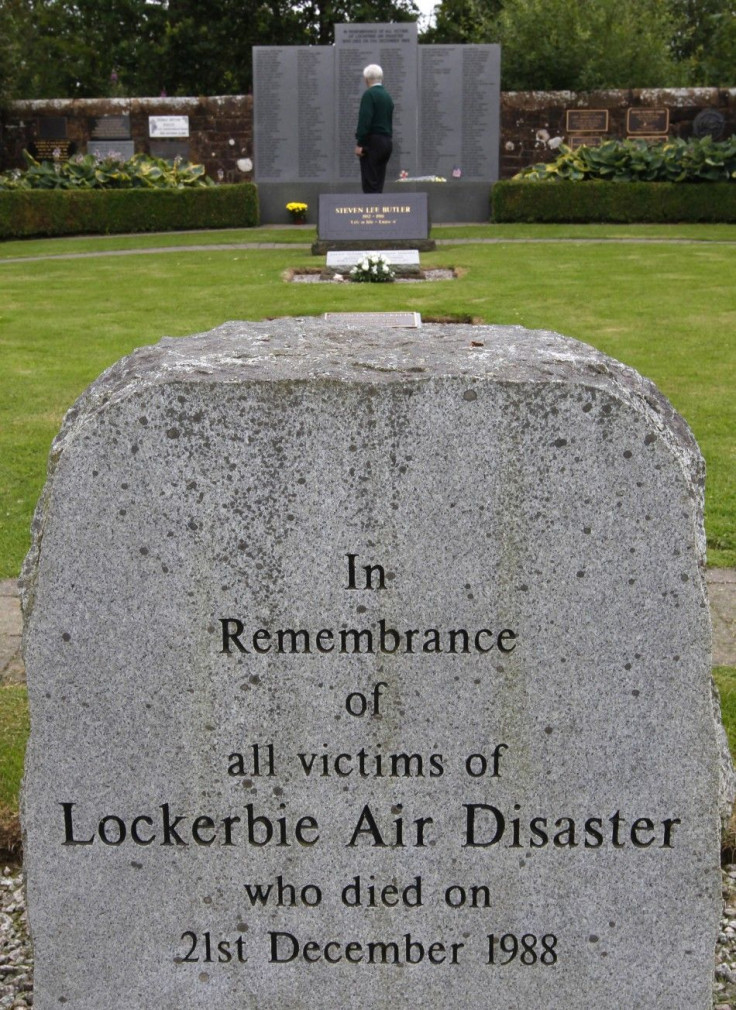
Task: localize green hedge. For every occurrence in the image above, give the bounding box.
[492,181,736,224]
[0,183,259,238]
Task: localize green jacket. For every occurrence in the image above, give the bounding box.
[356,85,394,145]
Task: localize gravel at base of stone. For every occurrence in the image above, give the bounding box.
[2,861,736,1008]
[0,867,32,1008]
[716,864,736,1008]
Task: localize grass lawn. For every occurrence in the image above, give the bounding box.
[2,222,736,260]
[0,223,735,577]
[0,684,29,853]
[718,667,736,760]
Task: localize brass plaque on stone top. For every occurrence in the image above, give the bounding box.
[569,135,603,150]
[626,108,669,135]
[324,311,422,328]
[566,109,609,134]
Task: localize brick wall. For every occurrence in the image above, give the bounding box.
[2,88,734,180]
[0,96,254,181]
[500,88,736,178]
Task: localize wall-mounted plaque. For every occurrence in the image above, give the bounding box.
[88,140,136,160]
[566,109,608,134]
[692,108,725,140]
[38,116,68,139]
[569,135,602,150]
[149,139,190,161]
[631,136,669,145]
[626,108,669,135]
[91,115,132,140]
[148,115,190,138]
[33,140,73,161]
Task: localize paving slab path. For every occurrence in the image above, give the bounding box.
[1,571,734,685]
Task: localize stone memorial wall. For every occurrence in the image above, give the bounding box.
[254,27,500,184]
[21,319,727,1010]
[253,47,334,182]
[334,23,419,181]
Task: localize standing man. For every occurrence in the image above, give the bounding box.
[355,64,394,194]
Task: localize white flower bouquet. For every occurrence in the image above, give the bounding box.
[349,252,396,283]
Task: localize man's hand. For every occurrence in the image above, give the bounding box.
[355,145,365,157]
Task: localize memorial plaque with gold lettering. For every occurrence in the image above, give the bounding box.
[318,194,429,242]
[565,110,609,134]
[32,140,73,162]
[626,108,669,136]
[569,136,603,150]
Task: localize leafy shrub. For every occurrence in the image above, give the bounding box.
[492,180,736,223]
[514,137,736,184]
[0,184,259,238]
[0,150,213,191]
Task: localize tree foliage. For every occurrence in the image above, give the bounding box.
[3,0,736,98]
[420,0,501,44]
[1,0,419,99]
[0,0,29,105]
[494,0,683,90]
[670,0,736,85]
[423,0,736,88]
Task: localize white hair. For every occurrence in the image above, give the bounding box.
[363,64,383,84]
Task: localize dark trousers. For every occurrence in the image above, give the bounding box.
[360,133,393,193]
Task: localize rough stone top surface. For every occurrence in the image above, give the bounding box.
[47,318,697,444]
[39,320,700,515]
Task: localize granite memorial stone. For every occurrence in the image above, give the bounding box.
[22,320,728,1010]
[317,193,429,240]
